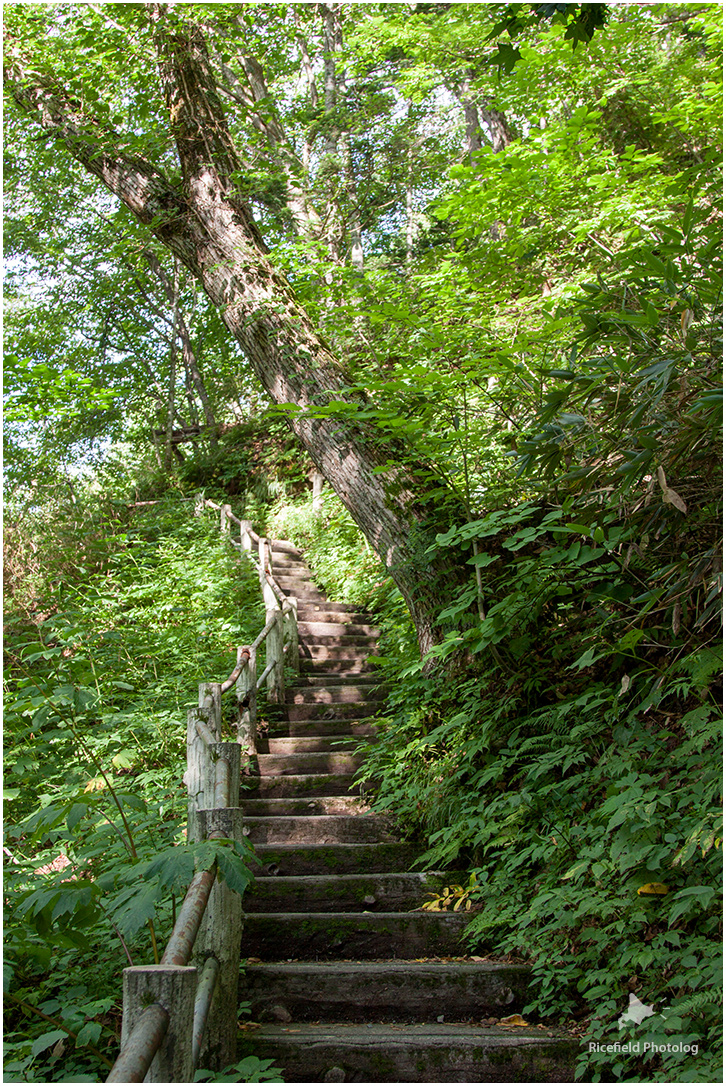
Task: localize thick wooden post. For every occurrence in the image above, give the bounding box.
[185,706,218,843]
[220,503,232,535]
[284,597,299,674]
[265,608,285,703]
[121,965,197,1083]
[209,742,240,808]
[194,808,245,1072]
[198,682,222,738]
[258,538,278,610]
[236,647,257,760]
[239,519,253,551]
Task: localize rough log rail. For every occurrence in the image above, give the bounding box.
[106,501,298,1082]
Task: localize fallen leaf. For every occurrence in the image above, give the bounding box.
[637,882,669,896]
[499,1014,529,1027]
[662,487,687,514]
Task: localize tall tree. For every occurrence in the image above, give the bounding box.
[4,2,466,656]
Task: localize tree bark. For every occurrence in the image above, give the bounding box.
[4,7,467,658]
[144,251,219,448]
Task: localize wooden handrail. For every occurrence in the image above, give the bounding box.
[108,498,301,1082]
[106,1003,169,1083]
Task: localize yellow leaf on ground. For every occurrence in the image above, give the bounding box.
[499,1014,529,1027]
[637,882,669,895]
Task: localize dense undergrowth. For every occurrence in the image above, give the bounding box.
[274,485,722,1084]
[3,498,279,1082]
[269,211,723,1083]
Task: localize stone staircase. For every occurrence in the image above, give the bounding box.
[238,541,576,1082]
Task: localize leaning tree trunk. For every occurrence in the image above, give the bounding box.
[4,6,468,658]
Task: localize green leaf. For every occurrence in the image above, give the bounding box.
[215,846,253,897]
[111,880,160,937]
[570,647,604,670]
[31,1030,67,1058]
[139,847,195,893]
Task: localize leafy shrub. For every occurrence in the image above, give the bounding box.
[4,499,264,1081]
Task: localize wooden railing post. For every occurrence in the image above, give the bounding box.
[239,519,253,551]
[220,503,232,536]
[209,742,240,808]
[185,706,218,843]
[284,597,299,675]
[121,965,197,1083]
[194,807,245,1073]
[236,647,258,762]
[265,608,285,703]
[198,683,222,738]
[258,538,278,610]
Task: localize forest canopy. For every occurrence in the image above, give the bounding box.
[3,2,723,1083]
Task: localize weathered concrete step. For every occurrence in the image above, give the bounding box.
[241,774,358,798]
[249,842,421,876]
[243,814,395,845]
[263,735,359,754]
[274,573,325,590]
[270,559,307,573]
[240,1023,577,1083]
[286,703,378,722]
[269,541,302,557]
[244,960,530,1020]
[303,638,377,655]
[241,911,469,959]
[240,796,372,817]
[279,589,329,605]
[279,589,328,603]
[287,685,384,704]
[298,621,380,637]
[297,610,373,624]
[293,674,380,688]
[257,752,363,775]
[302,638,379,653]
[301,659,374,674]
[298,601,369,616]
[268,719,377,738]
[244,872,447,913]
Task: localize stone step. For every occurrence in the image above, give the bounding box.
[268,719,377,738]
[297,610,373,625]
[241,773,359,798]
[287,685,384,704]
[280,589,330,605]
[297,601,369,616]
[286,703,378,722]
[301,659,375,674]
[271,560,307,574]
[263,735,359,754]
[243,872,448,913]
[293,674,380,688]
[249,842,421,876]
[274,574,326,591]
[298,620,380,638]
[269,541,302,557]
[239,1023,577,1083]
[241,911,469,960]
[303,642,377,660]
[240,796,372,817]
[301,634,378,648]
[243,814,394,845]
[257,751,363,775]
[243,960,530,1020]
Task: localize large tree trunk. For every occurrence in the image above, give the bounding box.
[4,6,468,658]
